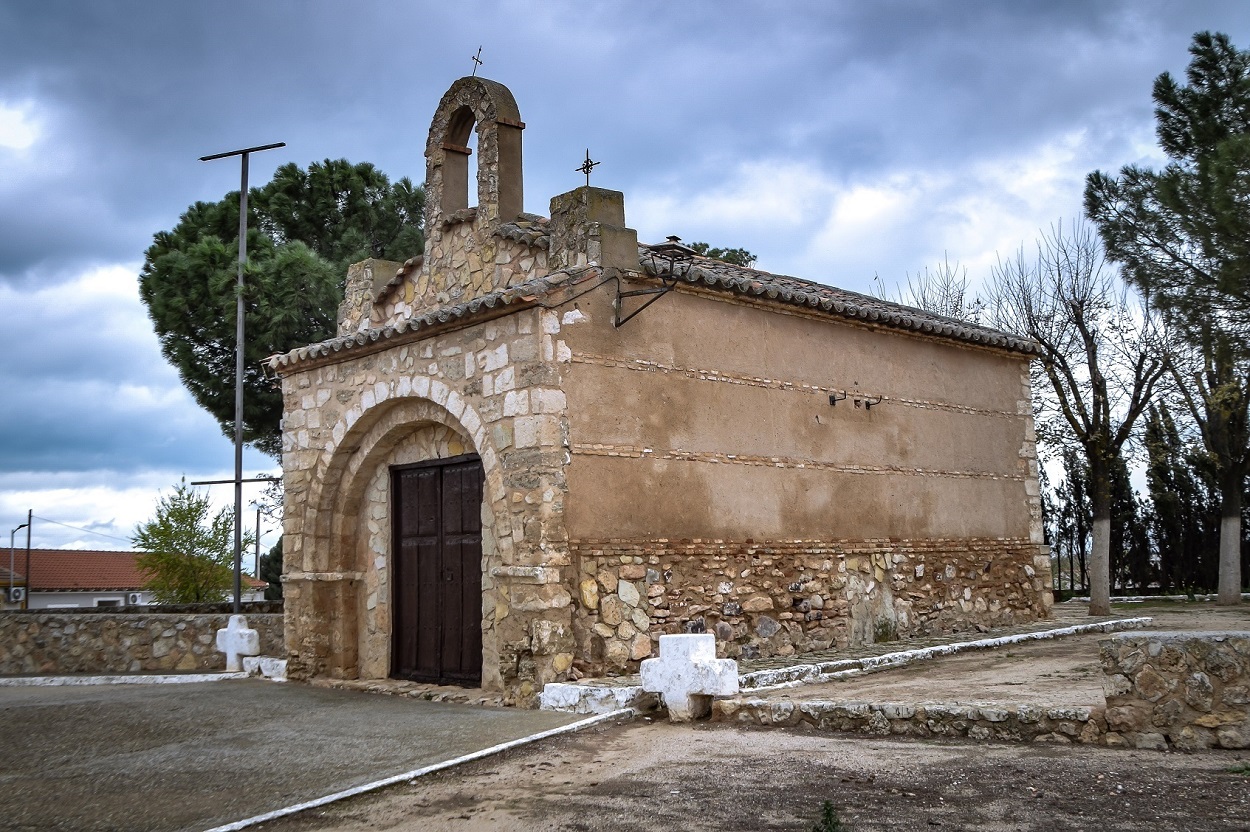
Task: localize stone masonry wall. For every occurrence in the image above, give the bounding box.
[377,218,547,326]
[280,305,579,699]
[1101,631,1250,751]
[570,537,1052,674]
[0,612,284,675]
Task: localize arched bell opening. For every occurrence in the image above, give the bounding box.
[425,77,525,228]
[440,105,476,216]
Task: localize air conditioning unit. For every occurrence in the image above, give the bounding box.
[127,592,143,605]
[7,587,26,603]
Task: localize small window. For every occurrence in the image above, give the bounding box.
[94,599,122,608]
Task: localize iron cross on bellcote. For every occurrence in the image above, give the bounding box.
[470,46,483,76]
[577,149,600,187]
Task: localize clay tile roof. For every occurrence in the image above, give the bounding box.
[267,268,588,371]
[268,230,1037,372]
[639,246,1039,356]
[7,549,266,591]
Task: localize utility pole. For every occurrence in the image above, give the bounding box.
[255,506,261,581]
[199,141,285,613]
[9,518,28,607]
[22,510,31,610]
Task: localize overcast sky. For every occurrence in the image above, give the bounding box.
[2,0,1248,553]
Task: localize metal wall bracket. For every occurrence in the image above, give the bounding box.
[614,236,696,328]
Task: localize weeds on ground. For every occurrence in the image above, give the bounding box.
[1227,763,1250,776]
[812,800,846,831]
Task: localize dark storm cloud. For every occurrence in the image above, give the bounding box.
[0,376,222,473]
[1,0,1250,528]
[4,0,1243,287]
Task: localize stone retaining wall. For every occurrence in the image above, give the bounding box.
[1101,631,1250,751]
[0,612,284,675]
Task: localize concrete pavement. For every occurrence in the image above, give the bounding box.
[0,679,584,832]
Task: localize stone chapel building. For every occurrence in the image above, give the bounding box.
[268,77,1053,703]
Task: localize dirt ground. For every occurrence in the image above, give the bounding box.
[252,602,1250,832]
[254,720,1250,832]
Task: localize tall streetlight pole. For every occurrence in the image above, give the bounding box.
[199,141,285,614]
[21,510,31,610]
[9,519,28,607]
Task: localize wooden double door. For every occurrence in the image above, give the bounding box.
[390,454,483,686]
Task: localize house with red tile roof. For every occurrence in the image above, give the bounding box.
[1,549,266,610]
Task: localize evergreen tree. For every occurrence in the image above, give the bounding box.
[140,160,425,457]
[689,241,758,268]
[259,538,283,601]
[1108,451,1152,592]
[1086,32,1250,603]
[1052,447,1093,593]
[1143,404,1216,592]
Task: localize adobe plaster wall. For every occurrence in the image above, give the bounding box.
[553,278,1050,670]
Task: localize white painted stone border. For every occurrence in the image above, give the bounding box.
[0,671,249,687]
[541,618,1154,712]
[200,708,638,832]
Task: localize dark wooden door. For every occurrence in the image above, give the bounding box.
[391,454,483,685]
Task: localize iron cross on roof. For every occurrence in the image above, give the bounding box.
[577,149,600,187]
[470,46,483,77]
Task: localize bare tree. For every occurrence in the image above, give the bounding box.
[990,221,1166,615]
[872,254,986,324]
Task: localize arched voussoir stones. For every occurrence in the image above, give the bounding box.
[308,391,503,576]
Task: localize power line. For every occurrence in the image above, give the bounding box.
[31,515,132,544]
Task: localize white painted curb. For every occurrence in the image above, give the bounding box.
[0,671,249,687]
[200,707,638,832]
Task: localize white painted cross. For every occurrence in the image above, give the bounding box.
[216,614,260,672]
[640,633,739,721]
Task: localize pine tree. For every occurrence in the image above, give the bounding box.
[1086,32,1250,603]
[140,160,425,457]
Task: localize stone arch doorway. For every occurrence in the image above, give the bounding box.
[294,391,509,688]
[390,452,484,686]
